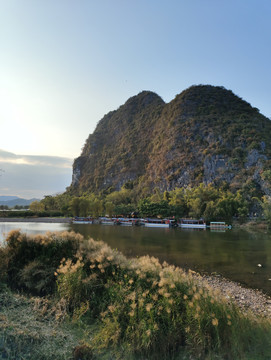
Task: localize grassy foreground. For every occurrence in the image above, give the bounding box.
[1,230,271,359]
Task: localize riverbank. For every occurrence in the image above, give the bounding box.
[0,217,71,223]
[1,271,271,359]
[1,221,271,318]
[1,218,271,304]
[233,219,270,232]
[196,273,271,318]
[0,216,270,228]
[1,230,271,359]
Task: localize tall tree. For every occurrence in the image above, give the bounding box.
[29,201,45,213]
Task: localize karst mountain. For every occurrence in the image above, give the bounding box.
[69,85,271,198]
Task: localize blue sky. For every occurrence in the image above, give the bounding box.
[1,0,271,197]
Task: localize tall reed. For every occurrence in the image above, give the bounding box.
[1,230,271,359]
[55,235,271,359]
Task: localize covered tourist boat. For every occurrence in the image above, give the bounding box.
[72,217,94,224]
[142,218,177,228]
[210,221,232,230]
[179,219,206,229]
[117,218,140,226]
[99,217,119,225]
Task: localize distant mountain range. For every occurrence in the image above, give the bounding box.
[69,84,271,199]
[0,196,40,207]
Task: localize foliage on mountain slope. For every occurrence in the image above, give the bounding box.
[72,91,164,194]
[69,85,271,199]
[145,85,271,194]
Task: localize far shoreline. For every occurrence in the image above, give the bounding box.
[0,217,72,223]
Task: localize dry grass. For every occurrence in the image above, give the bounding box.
[0,290,81,360]
[1,230,271,359]
[55,235,271,359]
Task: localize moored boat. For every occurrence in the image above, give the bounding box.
[117,218,140,226]
[99,217,119,225]
[179,219,206,229]
[210,221,232,230]
[142,218,177,228]
[72,217,94,224]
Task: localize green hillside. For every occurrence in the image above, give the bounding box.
[69,85,271,199]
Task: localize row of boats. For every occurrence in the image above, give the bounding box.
[72,217,231,229]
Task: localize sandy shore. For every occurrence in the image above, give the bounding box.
[0,217,72,223]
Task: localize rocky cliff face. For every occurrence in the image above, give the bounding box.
[69,85,271,198]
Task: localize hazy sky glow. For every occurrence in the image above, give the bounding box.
[0,150,72,198]
[1,0,271,197]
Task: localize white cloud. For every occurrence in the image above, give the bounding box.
[0,149,72,168]
[0,149,73,198]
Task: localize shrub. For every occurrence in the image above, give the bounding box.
[18,260,56,295]
[73,344,95,360]
[2,230,271,359]
[54,237,271,359]
[0,246,8,289]
[4,230,81,295]
[56,238,129,317]
[91,262,244,359]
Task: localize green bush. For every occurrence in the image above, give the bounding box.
[4,230,81,295]
[54,236,271,359]
[2,231,271,359]
[0,246,8,289]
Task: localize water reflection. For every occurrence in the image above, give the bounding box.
[70,224,271,295]
[0,222,68,243]
[1,222,271,295]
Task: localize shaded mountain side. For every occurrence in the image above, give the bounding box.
[72,91,165,192]
[69,85,271,198]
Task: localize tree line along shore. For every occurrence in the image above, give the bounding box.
[1,183,271,228]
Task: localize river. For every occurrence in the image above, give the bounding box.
[1,221,271,295]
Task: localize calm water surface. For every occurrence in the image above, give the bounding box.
[1,222,271,295]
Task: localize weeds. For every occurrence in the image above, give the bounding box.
[0,291,81,360]
[3,230,81,295]
[55,234,271,359]
[1,230,271,359]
